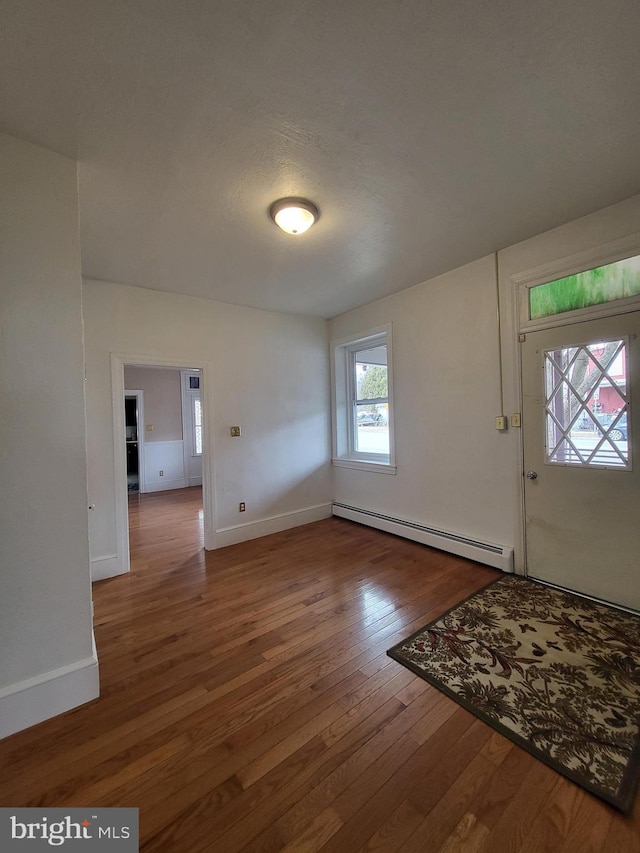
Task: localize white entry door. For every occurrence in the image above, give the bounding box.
[521,312,640,611]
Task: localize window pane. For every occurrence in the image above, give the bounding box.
[193,397,202,455]
[356,346,388,401]
[355,403,389,454]
[544,340,629,468]
[530,255,640,320]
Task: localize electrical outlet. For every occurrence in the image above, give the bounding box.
[230,426,241,437]
[239,501,246,512]
[159,470,164,477]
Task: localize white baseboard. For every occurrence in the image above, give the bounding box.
[188,476,202,487]
[332,502,514,573]
[143,478,187,493]
[90,553,126,582]
[0,647,100,739]
[214,503,332,548]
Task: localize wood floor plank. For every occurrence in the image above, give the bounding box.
[271,697,473,850]
[463,741,530,832]
[356,798,424,853]
[517,777,585,853]
[0,486,635,853]
[400,729,497,853]
[555,794,613,853]
[438,812,491,853]
[311,708,478,852]
[150,695,408,853]
[479,760,569,852]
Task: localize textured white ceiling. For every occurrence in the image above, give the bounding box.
[2,1,640,317]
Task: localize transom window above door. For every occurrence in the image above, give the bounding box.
[544,339,630,469]
[530,254,640,321]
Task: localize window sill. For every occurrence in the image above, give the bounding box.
[332,458,397,474]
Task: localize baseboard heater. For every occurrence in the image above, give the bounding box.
[332,502,514,573]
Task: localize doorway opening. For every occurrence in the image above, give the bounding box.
[124,391,144,493]
[111,354,213,578]
[122,364,204,563]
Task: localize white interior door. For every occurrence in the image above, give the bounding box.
[521,312,639,611]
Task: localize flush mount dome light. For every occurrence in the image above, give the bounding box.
[269,197,319,235]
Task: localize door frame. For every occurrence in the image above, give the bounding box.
[111,353,216,577]
[505,230,640,579]
[124,389,145,493]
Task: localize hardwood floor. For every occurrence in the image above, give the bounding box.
[1,487,638,851]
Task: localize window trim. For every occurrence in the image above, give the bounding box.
[331,324,396,473]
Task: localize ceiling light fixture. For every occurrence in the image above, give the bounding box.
[269,197,319,235]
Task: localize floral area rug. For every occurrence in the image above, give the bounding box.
[387,575,640,812]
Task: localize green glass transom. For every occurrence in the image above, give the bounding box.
[529,255,640,320]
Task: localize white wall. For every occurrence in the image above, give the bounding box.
[329,255,516,556]
[0,133,98,737]
[124,366,183,441]
[83,280,332,575]
[144,441,186,492]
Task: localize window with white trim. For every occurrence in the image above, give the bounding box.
[192,394,203,456]
[182,370,203,457]
[331,326,395,472]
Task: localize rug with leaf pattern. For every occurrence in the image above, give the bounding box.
[387,575,640,812]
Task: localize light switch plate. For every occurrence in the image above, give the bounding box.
[495,416,507,430]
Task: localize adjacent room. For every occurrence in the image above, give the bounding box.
[1,2,640,850]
